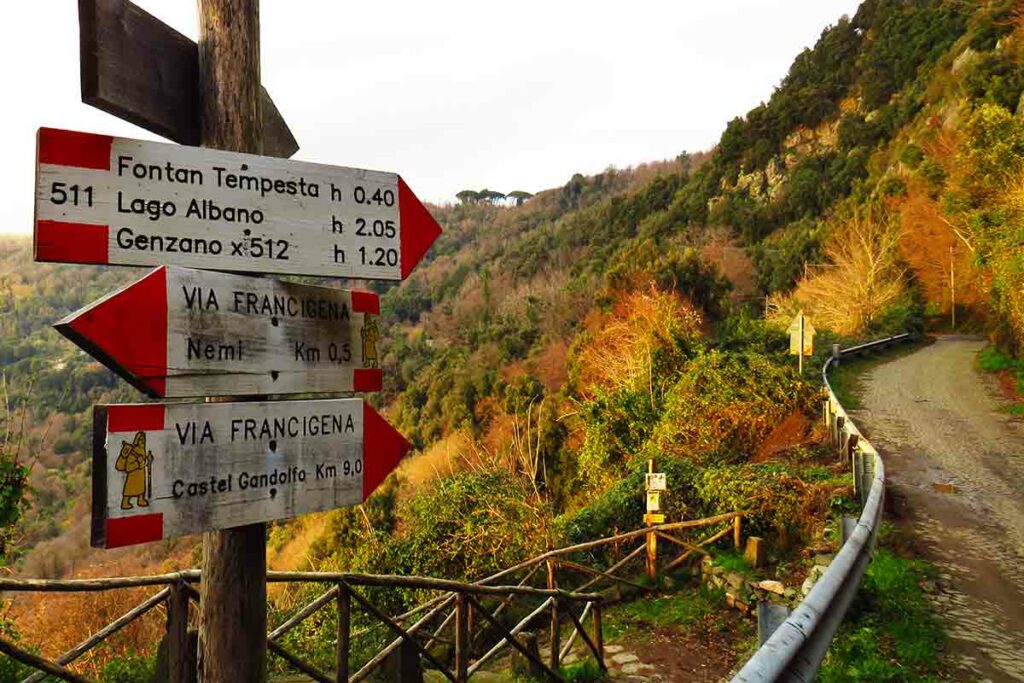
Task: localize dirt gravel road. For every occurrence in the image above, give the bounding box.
[853,336,1024,682]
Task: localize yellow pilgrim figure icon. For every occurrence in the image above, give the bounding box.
[361,317,379,369]
[116,431,153,510]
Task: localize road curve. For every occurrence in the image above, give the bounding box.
[853,336,1024,682]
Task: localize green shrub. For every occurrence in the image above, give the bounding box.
[361,471,548,598]
[978,346,1014,372]
[98,650,156,683]
[879,177,907,197]
[900,144,923,168]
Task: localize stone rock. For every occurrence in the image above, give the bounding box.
[725,572,745,589]
[604,644,625,654]
[757,579,785,595]
[612,652,639,664]
[801,565,828,596]
[621,662,645,674]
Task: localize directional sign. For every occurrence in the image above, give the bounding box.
[787,311,816,356]
[79,0,298,158]
[55,266,382,398]
[34,127,442,279]
[91,398,410,548]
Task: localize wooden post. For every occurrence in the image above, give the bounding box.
[733,514,741,549]
[645,531,657,581]
[336,583,350,683]
[591,602,605,670]
[196,2,267,682]
[549,597,560,672]
[455,592,469,683]
[950,244,956,329]
[645,458,656,581]
[167,582,193,683]
[798,312,804,376]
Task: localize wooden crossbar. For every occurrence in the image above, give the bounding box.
[555,557,651,593]
[344,581,457,683]
[23,587,171,683]
[565,603,605,670]
[577,542,646,592]
[465,593,565,682]
[468,596,553,675]
[0,635,89,683]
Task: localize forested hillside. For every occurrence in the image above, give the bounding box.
[3,0,1024,675]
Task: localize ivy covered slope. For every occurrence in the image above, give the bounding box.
[307,0,1024,584]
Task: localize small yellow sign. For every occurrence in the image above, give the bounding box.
[643,513,666,525]
[787,311,816,356]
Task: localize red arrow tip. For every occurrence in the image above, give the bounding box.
[56,268,168,397]
[362,402,412,501]
[398,176,442,279]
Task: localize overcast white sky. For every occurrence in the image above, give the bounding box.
[0,0,862,235]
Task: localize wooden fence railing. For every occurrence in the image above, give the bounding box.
[0,511,742,682]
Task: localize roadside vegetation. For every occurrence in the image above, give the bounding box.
[820,526,945,682]
[978,346,1024,415]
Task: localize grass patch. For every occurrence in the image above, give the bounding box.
[818,536,944,682]
[712,549,752,575]
[603,584,724,640]
[827,339,928,410]
[977,346,1024,414]
[558,660,608,682]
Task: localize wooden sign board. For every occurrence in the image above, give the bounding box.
[34,127,442,280]
[56,266,383,398]
[92,398,410,548]
[645,472,667,492]
[787,312,816,356]
[79,0,298,158]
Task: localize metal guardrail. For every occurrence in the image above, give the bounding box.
[731,333,911,682]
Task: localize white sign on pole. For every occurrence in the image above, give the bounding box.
[92,398,410,548]
[56,266,382,397]
[645,472,667,492]
[34,127,442,280]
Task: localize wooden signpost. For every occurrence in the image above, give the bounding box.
[787,311,815,375]
[78,0,299,158]
[643,461,666,580]
[39,0,440,679]
[55,266,383,397]
[92,398,409,548]
[34,127,442,279]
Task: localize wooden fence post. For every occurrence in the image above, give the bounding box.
[591,601,605,671]
[549,597,560,672]
[167,582,193,683]
[733,514,742,549]
[645,530,657,581]
[336,583,350,683]
[455,591,469,683]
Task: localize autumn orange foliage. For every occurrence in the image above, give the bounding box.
[574,287,704,395]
